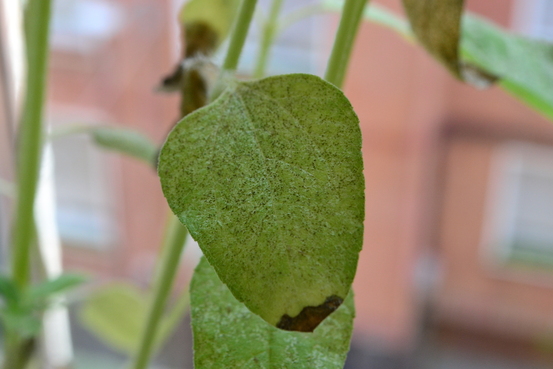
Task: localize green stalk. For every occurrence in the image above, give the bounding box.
[253,0,284,78]
[5,1,53,366]
[12,0,52,288]
[131,215,188,369]
[210,0,258,101]
[222,0,259,72]
[324,0,368,88]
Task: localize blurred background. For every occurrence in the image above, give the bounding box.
[2,0,553,368]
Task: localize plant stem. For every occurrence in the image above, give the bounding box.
[131,0,260,361]
[131,214,188,369]
[210,0,258,101]
[324,0,368,88]
[154,285,190,350]
[222,0,259,72]
[253,0,284,78]
[5,1,52,364]
[12,0,52,288]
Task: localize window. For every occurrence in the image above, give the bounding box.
[236,0,324,75]
[51,0,124,53]
[51,109,121,249]
[512,0,553,42]
[483,141,553,268]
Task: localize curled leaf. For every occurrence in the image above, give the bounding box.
[402,0,494,87]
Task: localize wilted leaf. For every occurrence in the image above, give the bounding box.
[402,0,464,77]
[159,73,364,330]
[401,0,494,86]
[91,127,158,165]
[179,0,241,56]
[191,257,355,369]
[79,283,148,354]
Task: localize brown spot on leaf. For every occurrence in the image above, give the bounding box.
[276,295,343,332]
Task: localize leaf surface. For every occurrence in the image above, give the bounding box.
[159,73,364,329]
[191,257,355,369]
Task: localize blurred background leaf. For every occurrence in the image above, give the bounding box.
[79,283,149,354]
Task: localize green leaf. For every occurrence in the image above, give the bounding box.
[79,283,148,354]
[79,282,191,355]
[0,275,20,307]
[323,1,553,121]
[91,127,158,165]
[191,257,355,369]
[0,309,42,338]
[461,15,553,120]
[159,73,364,330]
[26,273,86,304]
[179,0,241,56]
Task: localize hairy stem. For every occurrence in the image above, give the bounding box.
[324,0,368,88]
[131,215,188,369]
[253,0,284,78]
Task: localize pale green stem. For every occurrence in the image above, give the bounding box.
[130,215,188,369]
[154,286,190,350]
[211,0,258,100]
[253,0,284,78]
[12,0,51,288]
[5,1,52,366]
[222,0,259,72]
[324,0,368,88]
